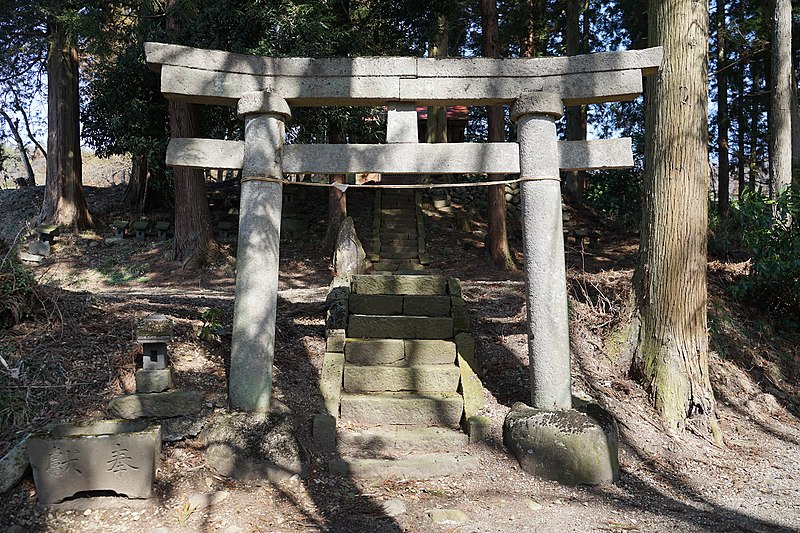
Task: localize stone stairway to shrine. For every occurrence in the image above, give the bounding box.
[370,189,431,273]
[318,274,488,479]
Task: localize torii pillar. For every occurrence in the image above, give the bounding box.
[503,91,620,485]
[229,91,290,413]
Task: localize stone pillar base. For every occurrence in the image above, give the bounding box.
[503,401,619,485]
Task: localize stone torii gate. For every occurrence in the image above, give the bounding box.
[145,43,661,480]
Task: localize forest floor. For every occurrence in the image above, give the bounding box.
[0,183,799,532]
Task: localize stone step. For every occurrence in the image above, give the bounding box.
[348,314,453,339]
[380,230,419,242]
[340,392,463,427]
[345,339,457,366]
[380,208,409,215]
[403,295,451,316]
[372,262,399,272]
[381,222,417,231]
[352,275,447,295]
[380,244,419,254]
[343,364,461,393]
[380,251,419,260]
[329,453,478,479]
[337,426,468,453]
[347,295,450,317]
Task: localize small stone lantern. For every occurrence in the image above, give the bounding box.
[135,314,173,392]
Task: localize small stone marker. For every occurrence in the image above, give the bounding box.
[28,240,51,257]
[34,224,58,244]
[27,420,161,503]
[155,221,171,240]
[111,220,129,239]
[19,252,42,264]
[131,220,149,240]
[136,314,172,371]
[217,220,233,239]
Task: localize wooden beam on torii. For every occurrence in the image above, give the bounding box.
[144,42,662,415]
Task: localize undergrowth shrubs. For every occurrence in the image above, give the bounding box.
[710,189,800,316]
[0,255,39,329]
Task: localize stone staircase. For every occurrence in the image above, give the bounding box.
[370,189,431,272]
[318,275,488,479]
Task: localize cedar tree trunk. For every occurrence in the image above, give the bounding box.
[481,0,515,270]
[564,0,588,201]
[716,0,730,216]
[630,0,720,440]
[40,21,92,229]
[769,0,792,196]
[0,110,35,186]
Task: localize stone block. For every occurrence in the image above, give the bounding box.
[0,435,30,494]
[381,251,419,260]
[352,275,447,295]
[146,42,418,78]
[313,414,336,451]
[398,69,644,106]
[107,390,202,419]
[19,252,42,263]
[330,453,478,479]
[135,368,173,393]
[28,241,51,257]
[340,392,463,427]
[403,295,451,316]
[161,65,402,106]
[337,426,468,451]
[386,103,419,143]
[333,217,367,277]
[404,340,457,365]
[348,315,453,340]
[343,365,461,393]
[451,305,470,334]
[503,402,619,485]
[326,329,346,352]
[320,352,344,417]
[325,300,349,330]
[345,339,405,365]
[468,415,492,444]
[349,294,403,315]
[447,277,462,296]
[200,405,303,482]
[28,420,160,503]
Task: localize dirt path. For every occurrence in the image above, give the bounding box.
[1,191,799,532]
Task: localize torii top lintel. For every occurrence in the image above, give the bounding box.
[144,42,662,107]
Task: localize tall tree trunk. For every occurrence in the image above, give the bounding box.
[792,67,800,186]
[630,0,720,440]
[520,0,546,57]
[324,129,347,250]
[123,153,160,212]
[716,0,730,216]
[426,16,448,145]
[169,100,217,267]
[40,20,92,229]
[167,1,217,267]
[749,59,761,192]
[769,0,792,196]
[481,0,515,270]
[564,0,588,201]
[0,110,35,186]
[737,57,746,198]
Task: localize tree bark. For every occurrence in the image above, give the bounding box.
[737,57,746,198]
[0,110,35,186]
[769,0,792,196]
[40,20,92,229]
[792,67,800,186]
[631,0,720,439]
[324,129,347,250]
[167,0,217,267]
[564,0,588,201]
[715,0,730,216]
[169,100,218,267]
[123,153,160,212]
[749,59,761,192]
[481,0,515,270]
[426,16,448,145]
[519,0,546,58]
